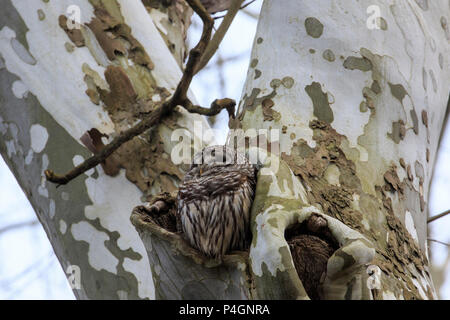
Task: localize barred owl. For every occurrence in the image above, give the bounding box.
[177,146,257,258]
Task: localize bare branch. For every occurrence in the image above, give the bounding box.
[428,238,450,247]
[428,209,450,223]
[195,0,245,74]
[46,0,214,186]
[0,220,39,235]
[182,98,236,118]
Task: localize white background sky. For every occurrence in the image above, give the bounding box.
[0,0,449,299]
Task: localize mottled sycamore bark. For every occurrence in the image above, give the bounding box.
[231,0,449,299]
[1,0,449,300]
[0,0,210,299]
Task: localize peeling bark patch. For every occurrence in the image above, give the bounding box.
[282,121,364,232]
[343,56,372,72]
[143,0,192,67]
[441,17,450,41]
[422,68,428,90]
[399,158,406,169]
[68,3,154,69]
[305,82,334,124]
[64,42,75,53]
[254,69,261,79]
[281,76,294,89]
[262,98,276,121]
[377,170,429,282]
[256,37,263,44]
[410,110,419,135]
[58,15,85,47]
[86,17,126,61]
[305,17,324,38]
[250,58,258,68]
[37,9,45,21]
[281,119,429,298]
[421,110,428,127]
[383,165,404,196]
[101,65,137,112]
[322,49,335,62]
[237,85,277,124]
[414,161,424,184]
[407,164,414,181]
[359,101,368,113]
[388,120,406,144]
[371,80,381,95]
[388,83,407,102]
[378,17,388,31]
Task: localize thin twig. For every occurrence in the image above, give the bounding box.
[428,209,450,223]
[195,0,245,74]
[182,98,236,118]
[0,220,39,235]
[213,0,258,20]
[428,238,450,248]
[46,0,214,186]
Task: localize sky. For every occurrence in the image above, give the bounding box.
[0,0,449,300]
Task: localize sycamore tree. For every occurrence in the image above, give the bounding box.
[0,0,449,300]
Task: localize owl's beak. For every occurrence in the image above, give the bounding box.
[199,167,203,176]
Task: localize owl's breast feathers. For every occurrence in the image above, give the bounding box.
[177,152,256,257]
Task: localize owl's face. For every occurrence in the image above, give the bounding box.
[189,145,248,177]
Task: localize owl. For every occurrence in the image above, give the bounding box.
[177,145,257,258]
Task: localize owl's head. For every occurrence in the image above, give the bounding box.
[189,145,251,176]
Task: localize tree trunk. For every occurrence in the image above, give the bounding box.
[1,0,449,300]
[0,0,211,299]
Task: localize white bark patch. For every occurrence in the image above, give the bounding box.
[250,205,319,276]
[404,210,419,243]
[24,149,33,165]
[11,80,29,98]
[83,168,154,299]
[0,0,114,141]
[123,257,154,299]
[324,164,341,186]
[49,198,56,219]
[59,219,67,234]
[71,221,119,274]
[5,140,16,158]
[250,204,287,277]
[29,124,48,153]
[116,0,181,91]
